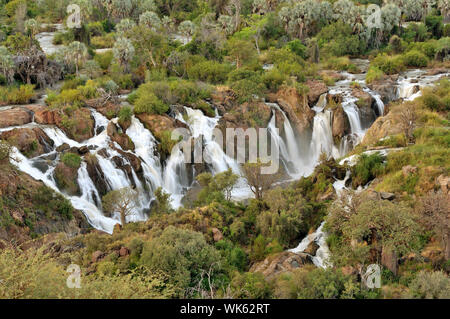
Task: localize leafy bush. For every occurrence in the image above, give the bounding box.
[187,60,232,84]
[371,54,405,74]
[118,106,133,125]
[0,84,35,104]
[94,51,114,70]
[61,152,82,169]
[351,153,385,187]
[405,271,450,299]
[0,141,12,164]
[262,68,287,92]
[403,50,428,67]
[286,40,307,59]
[133,90,168,115]
[139,226,222,292]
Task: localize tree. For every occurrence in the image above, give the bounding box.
[226,39,255,68]
[398,104,417,143]
[113,37,135,72]
[24,19,39,38]
[150,187,173,214]
[196,168,239,204]
[102,187,138,226]
[218,14,235,35]
[241,159,280,200]
[438,0,450,20]
[417,191,450,259]
[139,11,161,31]
[115,18,137,35]
[406,270,450,299]
[0,141,13,164]
[178,20,196,42]
[66,41,88,75]
[0,46,15,84]
[327,192,422,272]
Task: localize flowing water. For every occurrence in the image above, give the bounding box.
[4,60,448,235]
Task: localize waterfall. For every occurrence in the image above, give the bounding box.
[179,106,240,175]
[163,144,189,207]
[77,162,101,208]
[289,222,331,268]
[10,147,118,234]
[364,88,385,116]
[310,110,341,163]
[126,116,162,191]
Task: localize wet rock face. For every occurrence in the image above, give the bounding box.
[305,80,328,106]
[136,113,187,141]
[367,78,398,104]
[107,122,135,151]
[0,127,53,158]
[53,162,80,196]
[269,87,315,135]
[332,106,351,139]
[0,107,33,128]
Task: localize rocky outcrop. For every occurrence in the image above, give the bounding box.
[367,78,398,103]
[305,80,328,106]
[269,87,315,134]
[25,105,94,142]
[107,122,134,151]
[352,88,377,126]
[0,127,53,158]
[0,107,33,128]
[332,106,350,139]
[361,110,403,146]
[250,251,312,280]
[53,162,79,196]
[136,113,187,142]
[0,166,90,246]
[211,227,223,242]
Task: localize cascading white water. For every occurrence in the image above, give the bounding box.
[10,147,118,233]
[126,116,162,191]
[310,110,341,163]
[77,162,102,208]
[289,222,331,268]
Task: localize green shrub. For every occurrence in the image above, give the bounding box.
[351,153,385,187]
[262,68,287,92]
[444,24,450,37]
[61,152,82,169]
[94,51,114,70]
[118,106,133,124]
[371,54,405,74]
[0,84,35,104]
[286,40,307,59]
[425,15,443,38]
[0,141,12,163]
[403,50,428,67]
[187,60,232,84]
[134,90,168,115]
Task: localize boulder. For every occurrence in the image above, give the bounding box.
[352,88,377,126]
[119,247,130,257]
[368,78,398,103]
[211,227,223,242]
[305,80,328,106]
[332,106,351,139]
[91,250,105,263]
[380,192,395,200]
[269,87,315,134]
[436,175,450,194]
[0,127,53,158]
[136,113,187,142]
[53,162,79,196]
[361,111,403,146]
[250,251,312,280]
[0,108,32,128]
[304,241,320,256]
[402,165,418,177]
[107,122,134,151]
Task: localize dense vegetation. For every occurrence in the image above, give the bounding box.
[0,0,449,299]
